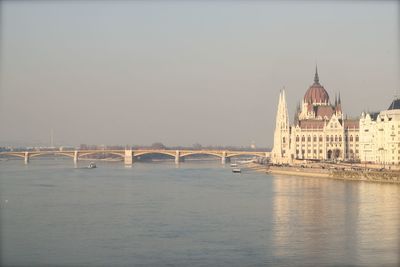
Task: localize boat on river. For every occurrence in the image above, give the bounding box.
[88,162,97,169]
[232,168,241,173]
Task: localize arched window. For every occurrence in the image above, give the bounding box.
[331,135,334,142]
[326,135,329,142]
[355,135,359,142]
[296,136,299,142]
[313,135,317,142]
[335,135,338,142]
[283,137,286,143]
[307,135,311,142]
[350,135,353,142]
[319,135,323,142]
[301,136,305,142]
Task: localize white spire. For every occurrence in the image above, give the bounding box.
[272,89,290,164]
[281,89,289,128]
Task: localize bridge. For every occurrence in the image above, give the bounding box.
[0,149,271,165]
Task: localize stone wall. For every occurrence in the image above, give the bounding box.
[331,170,400,183]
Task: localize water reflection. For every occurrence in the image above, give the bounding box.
[272,175,400,266]
[356,183,400,265]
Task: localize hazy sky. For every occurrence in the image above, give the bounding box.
[0,1,399,148]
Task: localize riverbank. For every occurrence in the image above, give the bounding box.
[268,166,331,178]
[330,169,400,184]
[243,163,400,184]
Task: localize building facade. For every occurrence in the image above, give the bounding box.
[272,67,360,164]
[359,99,400,165]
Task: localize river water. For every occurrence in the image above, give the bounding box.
[1,159,399,266]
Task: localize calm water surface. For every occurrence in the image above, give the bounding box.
[1,159,400,266]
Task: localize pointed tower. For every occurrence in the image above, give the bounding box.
[336,92,342,116]
[293,102,301,126]
[314,65,319,84]
[272,89,291,164]
[334,93,337,107]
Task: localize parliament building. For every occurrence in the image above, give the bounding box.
[272,67,359,164]
[272,67,400,166]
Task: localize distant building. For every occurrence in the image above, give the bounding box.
[272,67,360,164]
[359,98,400,165]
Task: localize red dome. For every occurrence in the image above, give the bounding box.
[303,83,330,104]
[303,67,330,104]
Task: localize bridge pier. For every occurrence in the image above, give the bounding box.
[221,157,231,164]
[175,150,181,164]
[221,151,227,164]
[24,152,29,164]
[73,151,79,164]
[124,149,133,165]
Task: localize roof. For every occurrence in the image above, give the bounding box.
[344,119,359,129]
[299,119,325,129]
[304,83,330,104]
[370,112,379,120]
[315,105,334,118]
[388,98,400,110]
